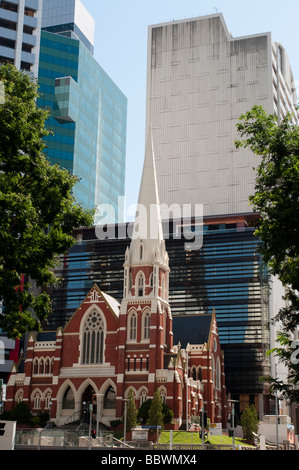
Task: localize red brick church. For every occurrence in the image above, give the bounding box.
[6,134,229,430]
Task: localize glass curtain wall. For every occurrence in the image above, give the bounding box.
[37,30,127,221]
[45,219,270,400]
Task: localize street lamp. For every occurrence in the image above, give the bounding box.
[92,393,104,438]
[83,401,86,424]
[186,344,190,431]
[123,399,128,444]
[88,403,93,450]
[275,362,279,450]
[49,401,52,423]
[228,399,239,450]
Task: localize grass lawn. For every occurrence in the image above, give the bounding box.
[158,431,253,447]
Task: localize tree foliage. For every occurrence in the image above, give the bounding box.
[126,389,138,431]
[147,389,164,428]
[0,64,94,338]
[138,398,173,425]
[235,105,299,402]
[240,404,259,442]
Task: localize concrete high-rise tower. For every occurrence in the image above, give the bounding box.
[146,14,298,218]
[145,13,299,419]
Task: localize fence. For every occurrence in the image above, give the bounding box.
[15,428,127,449]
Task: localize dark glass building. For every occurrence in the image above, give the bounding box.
[45,213,271,415]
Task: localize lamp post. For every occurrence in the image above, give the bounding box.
[88,403,93,450]
[186,344,190,431]
[201,406,205,450]
[92,393,103,438]
[123,399,128,444]
[49,401,52,423]
[228,399,239,450]
[83,401,86,424]
[275,363,279,450]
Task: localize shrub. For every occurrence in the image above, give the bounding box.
[10,402,32,425]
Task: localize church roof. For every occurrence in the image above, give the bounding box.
[101,291,121,318]
[172,314,213,348]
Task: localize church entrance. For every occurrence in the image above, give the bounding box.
[81,385,96,424]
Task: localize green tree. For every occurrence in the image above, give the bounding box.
[0,64,94,338]
[10,401,32,425]
[125,389,138,431]
[138,398,173,425]
[137,398,152,424]
[147,389,164,429]
[235,105,299,402]
[240,404,259,442]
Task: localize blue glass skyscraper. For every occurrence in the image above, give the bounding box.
[38,0,127,222]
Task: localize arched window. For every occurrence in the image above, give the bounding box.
[33,359,39,375]
[45,392,52,409]
[62,386,75,410]
[216,357,221,390]
[82,310,105,365]
[142,311,151,340]
[161,275,166,299]
[139,242,143,261]
[160,389,167,405]
[45,358,50,374]
[33,392,41,409]
[128,311,137,341]
[211,356,215,385]
[140,390,147,405]
[16,390,23,404]
[104,386,116,409]
[39,358,44,375]
[136,272,145,297]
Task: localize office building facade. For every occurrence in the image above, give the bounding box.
[0,0,42,77]
[38,0,127,221]
[145,14,299,218]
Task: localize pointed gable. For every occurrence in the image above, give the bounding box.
[63,284,120,334]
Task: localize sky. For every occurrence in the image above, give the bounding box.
[82,0,299,219]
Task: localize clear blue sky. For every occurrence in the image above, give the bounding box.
[82,0,299,218]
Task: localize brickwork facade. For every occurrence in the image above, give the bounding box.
[6,284,228,429]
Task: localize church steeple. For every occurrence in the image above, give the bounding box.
[119,129,173,387]
[127,129,168,269]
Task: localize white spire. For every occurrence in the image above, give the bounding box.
[128,129,167,267]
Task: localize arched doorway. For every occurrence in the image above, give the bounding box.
[81,385,96,424]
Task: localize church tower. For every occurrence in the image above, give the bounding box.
[116,131,173,413]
